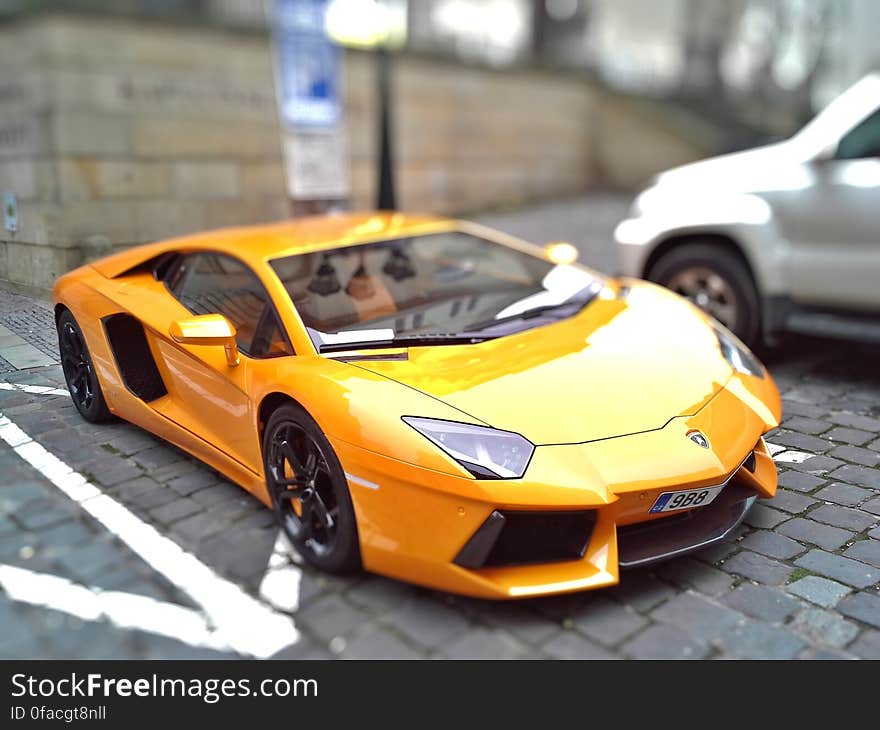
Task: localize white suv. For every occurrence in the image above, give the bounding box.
[615,74,880,346]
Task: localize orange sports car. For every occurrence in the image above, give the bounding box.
[53,212,780,599]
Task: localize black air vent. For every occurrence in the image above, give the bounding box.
[103,314,167,402]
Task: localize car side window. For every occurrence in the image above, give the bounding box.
[168,253,293,358]
[836,109,880,160]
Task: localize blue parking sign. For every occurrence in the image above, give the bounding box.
[273,0,341,129]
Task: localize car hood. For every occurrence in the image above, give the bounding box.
[346,282,734,445]
[648,141,807,195]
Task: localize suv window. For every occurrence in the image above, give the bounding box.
[167,253,293,358]
[836,109,880,159]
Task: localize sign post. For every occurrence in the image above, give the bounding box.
[271,0,349,215]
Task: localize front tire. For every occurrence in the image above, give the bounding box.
[262,403,361,574]
[646,242,761,346]
[57,310,113,423]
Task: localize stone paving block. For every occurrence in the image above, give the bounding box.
[828,465,880,490]
[827,412,880,432]
[543,630,618,659]
[814,482,873,507]
[340,625,423,659]
[167,470,219,496]
[870,525,880,540]
[743,504,789,529]
[169,512,229,545]
[795,549,880,588]
[297,593,369,643]
[786,455,844,475]
[109,476,163,500]
[54,540,126,582]
[13,502,77,531]
[133,446,183,470]
[777,471,825,493]
[843,539,880,568]
[656,557,735,597]
[150,461,202,484]
[778,400,826,419]
[100,431,158,456]
[869,437,880,452]
[828,445,880,467]
[89,460,145,488]
[443,627,529,659]
[384,597,472,651]
[776,518,853,551]
[771,431,833,453]
[714,621,805,659]
[789,607,860,648]
[189,483,241,506]
[570,596,647,647]
[783,416,831,435]
[148,498,202,525]
[607,571,676,612]
[766,489,817,515]
[693,541,738,566]
[621,624,709,660]
[740,529,805,560]
[477,603,562,646]
[836,591,880,629]
[848,630,880,659]
[787,576,852,608]
[0,343,55,369]
[864,497,880,516]
[345,577,416,614]
[809,504,877,532]
[651,592,743,643]
[722,550,794,586]
[825,427,873,446]
[722,583,800,622]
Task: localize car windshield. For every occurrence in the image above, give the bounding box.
[270,231,602,353]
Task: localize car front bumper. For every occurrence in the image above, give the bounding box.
[330,377,779,599]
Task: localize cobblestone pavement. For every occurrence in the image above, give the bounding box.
[0,195,878,659]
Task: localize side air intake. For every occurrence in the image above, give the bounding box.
[102,313,167,402]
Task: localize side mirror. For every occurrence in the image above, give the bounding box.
[542,241,579,265]
[169,314,240,367]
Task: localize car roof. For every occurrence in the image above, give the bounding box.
[91,211,460,279]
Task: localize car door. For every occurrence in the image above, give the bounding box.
[778,108,880,310]
[151,252,293,473]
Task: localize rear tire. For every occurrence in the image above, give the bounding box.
[262,403,361,574]
[57,310,113,423]
[647,242,761,347]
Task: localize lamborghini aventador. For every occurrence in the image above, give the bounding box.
[53,212,780,598]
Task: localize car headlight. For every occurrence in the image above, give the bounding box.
[714,323,765,378]
[402,417,534,479]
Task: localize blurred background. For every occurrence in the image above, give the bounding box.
[0,0,877,292]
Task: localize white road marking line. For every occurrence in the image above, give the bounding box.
[0,411,302,658]
[0,564,229,651]
[773,449,815,464]
[344,471,379,490]
[766,441,786,456]
[765,440,815,464]
[258,533,303,613]
[0,382,68,396]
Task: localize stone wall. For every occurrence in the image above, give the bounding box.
[0,13,709,292]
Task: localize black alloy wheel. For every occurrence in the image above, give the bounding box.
[263,404,360,573]
[57,310,112,422]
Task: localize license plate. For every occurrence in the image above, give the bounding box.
[649,485,724,513]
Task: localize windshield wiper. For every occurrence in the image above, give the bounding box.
[319,333,497,354]
[464,282,602,333]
